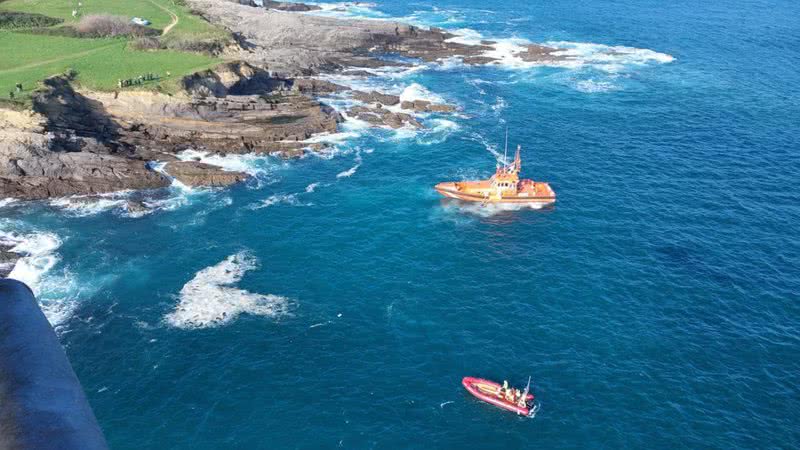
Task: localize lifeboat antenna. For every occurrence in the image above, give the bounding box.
[522,376,532,402]
[504,128,509,165]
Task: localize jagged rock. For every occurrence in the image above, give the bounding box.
[347,105,421,129]
[291,78,350,94]
[125,200,150,215]
[0,245,20,278]
[462,56,497,65]
[341,70,376,77]
[399,99,456,113]
[0,151,169,200]
[163,161,248,187]
[186,0,505,74]
[261,0,321,12]
[519,44,565,62]
[352,90,400,106]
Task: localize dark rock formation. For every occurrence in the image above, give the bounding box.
[399,99,456,113]
[352,90,400,106]
[347,105,421,129]
[0,62,343,200]
[0,245,20,278]
[163,161,248,187]
[0,150,168,200]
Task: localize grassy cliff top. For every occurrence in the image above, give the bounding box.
[0,0,228,106]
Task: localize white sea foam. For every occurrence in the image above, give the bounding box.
[337,151,362,178]
[416,119,461,145]
[49,193,131,217]
[0,198,17,208]
[249,180,323,209]
[176,150,277,178]
[149,160,192,192]
[443,27,674,73]
[575,79,617,93]
[165,252,289,329]
[399,83,447,105]
[303,2,386,20]
[467,131,504,162]
[445,28,485,46]
[250,192,307,209]
[0,228,77,326]
[547,41,675,72]
[443,200,547,218]
[1,231,61,289]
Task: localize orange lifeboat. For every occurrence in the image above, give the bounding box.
[435,145,555,206]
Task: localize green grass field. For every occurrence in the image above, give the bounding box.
[0,0,226,104]
[0,0,222,37]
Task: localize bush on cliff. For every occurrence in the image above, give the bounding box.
[0,11,62,29]
[74,14,157,38]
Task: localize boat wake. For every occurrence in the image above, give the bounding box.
[164,251,290,329]
[442,200,547,218]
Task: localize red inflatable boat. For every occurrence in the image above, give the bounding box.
[462,376,539,417]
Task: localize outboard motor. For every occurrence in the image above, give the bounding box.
[0,279,108,450]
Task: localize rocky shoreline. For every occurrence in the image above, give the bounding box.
[0,0,570,204]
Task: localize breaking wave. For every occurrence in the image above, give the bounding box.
[49,192,132,217]
[250,192,308,209]
[399,83,447,105]
[176,149,279,178]
[0,225,77,327]
[303,2,386,20]
[337,151,362,178]
[165,251,290,329]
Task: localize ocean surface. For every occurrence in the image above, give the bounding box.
[2,0,799,447]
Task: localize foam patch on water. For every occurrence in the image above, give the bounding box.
[399,83,447,105]
[467,131,504,163]
[443,27,674,73]
[165,252,289,329]
[1,230,61,288]
[49,192,132,217]
[441,200,547,218]
[303,2,387,20]
[176,150,278,178]
[547,41,675,71]
[250,192,308,209]
[337,151,362,178]
[575,79,618,93]
[416,119,461,145]
[248,179,326,209]
[0,227,77,326]
[0,198,18,208]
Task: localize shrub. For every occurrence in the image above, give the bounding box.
[0,11,63,29]
[74,14,156,38]
[162,36,229,54]
[132,36,163,50]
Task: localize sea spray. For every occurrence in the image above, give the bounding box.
[165,251,289,329]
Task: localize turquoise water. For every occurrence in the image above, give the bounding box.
[2,0,800,447]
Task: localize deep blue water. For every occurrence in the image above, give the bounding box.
[2,0,800,448]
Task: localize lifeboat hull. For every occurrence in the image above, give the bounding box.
[435,182,556,205]
[462,377,533,416]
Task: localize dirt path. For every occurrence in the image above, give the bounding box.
[149,0,180,36]
[0,42,120,75]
